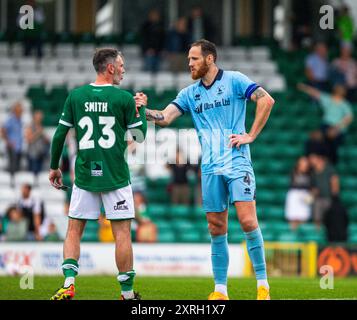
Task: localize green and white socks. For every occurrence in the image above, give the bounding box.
[62,258,79,288]
[117,270,136,299]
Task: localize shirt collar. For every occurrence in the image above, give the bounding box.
[199,69,224,90]
[90,83,113,87]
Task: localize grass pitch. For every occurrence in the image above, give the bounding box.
[1,276,357,300]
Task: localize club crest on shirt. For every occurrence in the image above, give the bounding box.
[91,161,103,176]
[216,85,225,95]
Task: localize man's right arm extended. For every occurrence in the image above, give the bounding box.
[134,92,182,127]
[145,104,182,127]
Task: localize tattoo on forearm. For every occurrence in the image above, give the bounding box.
[253,88,266,100]
[146,109,164,121]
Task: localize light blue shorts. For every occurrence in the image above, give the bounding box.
[201,170,256,213]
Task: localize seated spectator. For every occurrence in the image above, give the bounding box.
[331,44,357,102]
[43,221,61,242]
[285,156,313,230]
[25,110,50,176]
[309,152,340,229]
[3,206,28,242]
[17,183,45,241]
[298,83,354,164]
[167,149,191,205]
[305,42,329,91]
[132,192,157,243]
[166,17,191,72]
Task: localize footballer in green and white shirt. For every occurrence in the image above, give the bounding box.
[49,52,147,221]
[49,48,145,301]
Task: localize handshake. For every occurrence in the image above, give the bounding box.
[134,92,148,109]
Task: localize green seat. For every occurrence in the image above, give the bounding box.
[82,231,99,242]
[200,231,212,243]
[155,220,173,232]
[298,224,327,243]
[177,230,202,243]
[82,221,99,242]
[255,176,270,188]
[146,204,169,219]
[169,205,190,219]
[171,219,196,233]
[263,206,285,220]
[195,220,208,233]
[270,221,291,234]
[348,223,357,236]
[341,192,357,207]
[262,231,276,241]
[341,176,357,190]
[348,232,357,243]
[228,221,245,243]
[229,220,243,233]
[277,231,300,242]
[27,86,47,100]
[193,206,206,220]
[297,223,319,235]
[228,233,245,243]
[348,206,357,222]
[146,177,170,189]
[256,189,276,204]
[146,189,170,203]
[300,232,326,244]
[158,230,176,243]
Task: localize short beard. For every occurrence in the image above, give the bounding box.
[191,61,209,80]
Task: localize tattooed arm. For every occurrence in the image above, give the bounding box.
[249,87,275,140]
[230,87,275,149]
[145,104,182,127]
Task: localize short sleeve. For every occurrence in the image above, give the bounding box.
[319,93,331,112]
[125,96,143,129]
[172,88,190,114]
[59,93,74,127]
[232,72,259,100]
[342,101,353,117]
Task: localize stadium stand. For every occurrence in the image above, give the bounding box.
[0,38,356,244]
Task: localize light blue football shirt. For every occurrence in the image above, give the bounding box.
[172,69,259,175]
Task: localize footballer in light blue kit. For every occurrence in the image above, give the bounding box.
[138,39,275,300]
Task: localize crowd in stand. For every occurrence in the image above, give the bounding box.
[285,30,355,241]
[138,6,215,73]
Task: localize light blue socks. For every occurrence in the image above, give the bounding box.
[244,227,267,280]
[211,234,229,286]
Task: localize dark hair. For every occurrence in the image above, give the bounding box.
[190,39,217,62]
[93,48,122,73]
[5,205,20,219]
[22,183,32,191]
